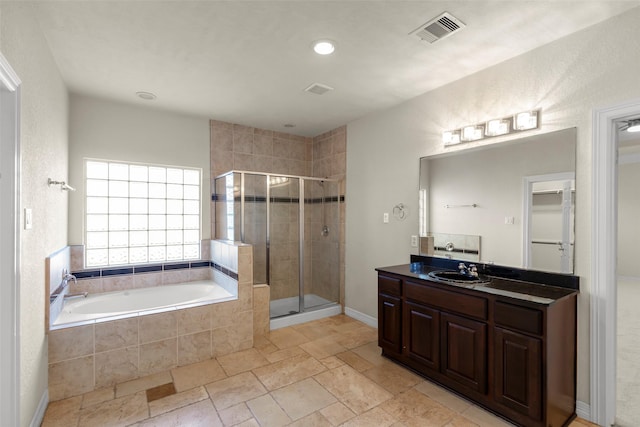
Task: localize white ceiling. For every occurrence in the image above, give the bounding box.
[32,1,640,137]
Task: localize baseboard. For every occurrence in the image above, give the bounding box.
[345,307,378,328]
[576,400,591,422]
[29,389,48,427]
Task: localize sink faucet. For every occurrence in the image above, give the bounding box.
[458,263,479,277]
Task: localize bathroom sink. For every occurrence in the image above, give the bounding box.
[427,270,491,285]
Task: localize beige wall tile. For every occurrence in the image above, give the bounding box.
[189,267,211,281]
[133,272,163,288]
[162,269,190,285]
[102,274,135,292]
[69,278,104,295]
[95,318,138,353]
[49,325,94,363]
[139,312,177,344]
[177,305,211,335]
[48,355,95,401]
[139,338,178,376]
[178,331,212,366]
[95,347,139,388]
[70,245,85,272]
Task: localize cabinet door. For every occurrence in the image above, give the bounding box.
[403,301,440,371]
[440,312,487,393]
[494,327,542,420]
[378,293,402,354]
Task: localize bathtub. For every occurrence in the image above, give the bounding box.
[51,280,237,330]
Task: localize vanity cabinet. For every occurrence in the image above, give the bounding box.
[377,270,577,427]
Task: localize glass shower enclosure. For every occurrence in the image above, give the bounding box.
[214,171,341,318]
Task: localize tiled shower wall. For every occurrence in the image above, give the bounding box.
[210,120,346,308]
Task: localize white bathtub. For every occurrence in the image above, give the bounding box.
[51,280,237,330]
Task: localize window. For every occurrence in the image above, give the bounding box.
[85,160,201,267]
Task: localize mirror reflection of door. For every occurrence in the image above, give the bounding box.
[523,173,575,273]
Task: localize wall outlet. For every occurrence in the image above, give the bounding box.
[383,212,389,223]
[504,216,515,225]
[411,235,418,247]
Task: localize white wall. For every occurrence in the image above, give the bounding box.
[0,3,69,425]
[346,6,640,406]
[618,159,640,277]
[68,94,211,246]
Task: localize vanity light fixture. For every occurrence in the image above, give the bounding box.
[443,110,540,146]
[312,39,336,55]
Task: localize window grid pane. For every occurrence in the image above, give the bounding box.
[85,160,200,267]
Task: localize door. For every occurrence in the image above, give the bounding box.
[403,301,440,371]
[378,293,402,354]
[494,327,542,420]
[440,312,487,393]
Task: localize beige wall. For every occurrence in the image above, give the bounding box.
[618,158,640,277]
[0,3,69,425]
[346,6,640,406]
[68,94,211,245]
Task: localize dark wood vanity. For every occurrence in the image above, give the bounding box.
[377,259,578,427]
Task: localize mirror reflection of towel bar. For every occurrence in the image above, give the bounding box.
[445,203,477,208]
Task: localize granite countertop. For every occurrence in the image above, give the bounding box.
[376,264,578,305]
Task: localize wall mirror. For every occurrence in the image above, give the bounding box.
[419,127,576,274]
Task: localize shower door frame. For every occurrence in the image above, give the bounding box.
[217,170,340,317]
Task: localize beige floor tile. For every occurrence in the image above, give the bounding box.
[148,386,209,417]
[336,350,374,372]
[81,387,115,408]
[299,334,348,359]
[206,371,267,410]
[133,399,223,427]
[115,371,173,398]
[271,378,337,420]
[314,365,393,414]
[262,345,308,363]
[444,414,481,427]
[415,380,473,413]
[320,401,356,425]
[335,325,379,349]
[350,341,387,367]
[362,360,423,395]
[379,388,443,422]
[287,411,332,427]
[339,406,398,427]
[401,404,458,427]
[267,327,310,349]
[460,405,515,427]
[78,390,148,427]
[41,395,82,427]
[319,355,345,369]
[246,394,292,427]
[235,419,260,427]
[171,358,227,392]
[218,402,253,426]
[252,354,327,391]
[217,347,270,376]
[293,321,338,340]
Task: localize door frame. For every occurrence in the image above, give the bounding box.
[591,97,640,426]
[0,52,22,427]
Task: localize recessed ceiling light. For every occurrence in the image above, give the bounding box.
[627,119,640,132]
[312,39,336,55]
[136,91,156,101]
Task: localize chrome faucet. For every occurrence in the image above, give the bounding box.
[64,291,88,300]
[458,262,479,277]
[62,272,77,288]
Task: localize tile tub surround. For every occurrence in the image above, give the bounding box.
[45,246,71,331]
[41,315,598,427]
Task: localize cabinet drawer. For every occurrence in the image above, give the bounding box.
[379,275,402,296]
[494,301,543,336]
[405,281,488,320]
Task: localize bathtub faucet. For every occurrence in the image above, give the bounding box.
[62,272,77,288]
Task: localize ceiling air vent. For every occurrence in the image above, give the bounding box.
[410,12,466,44]
[304,82,334,95]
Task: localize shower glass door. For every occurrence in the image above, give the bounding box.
[304,179,340,310]
[268,175,301,317]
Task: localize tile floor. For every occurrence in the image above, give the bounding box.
[42,315,599,427]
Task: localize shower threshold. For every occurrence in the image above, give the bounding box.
[270,293,342,330]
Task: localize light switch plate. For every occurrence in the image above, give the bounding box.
[24,208,33,230]
[383,212,389,223]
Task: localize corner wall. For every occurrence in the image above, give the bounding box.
[345,6,640,406]
[0,3,69,425]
